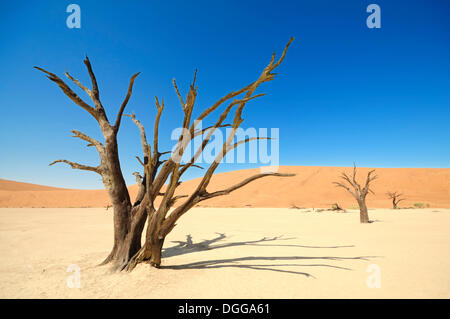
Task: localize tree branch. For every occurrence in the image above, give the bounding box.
[193,124,231,138]
[179,94,265,176]
[71,130,104,153]
[124,112,149,162]
[333,181,358,199]
[34,66,98,119]
[49,159,101,174]
[153,97,164,159]
[185,39,294,196]
[362,170,377,195]
[114,72,141,132]
[65,71,93,98]
[197,172,295,201]
[83,56,100,101]
[172,78,186,110]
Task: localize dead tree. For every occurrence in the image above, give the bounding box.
[333,165,377,223]
[35,38,294,271]
[330,203,345,212]
[386,191,405,209]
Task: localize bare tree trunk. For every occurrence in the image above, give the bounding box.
[149,238,165,268]
[99,138,135,267]
[358,199,370,223]
[102,206,148,269]
[334,165,377,224]
[392,199,397,209]
[35,59,141,270]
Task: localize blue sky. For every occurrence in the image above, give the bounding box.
[0,0,449,189]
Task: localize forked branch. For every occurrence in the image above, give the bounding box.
[71,130,105,153]
[34,66,98,119]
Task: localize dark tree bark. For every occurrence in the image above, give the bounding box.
[357,199,369,223]
[36,58,142,270]
[333,165,377,224]
[36,38,295,271]
[386,191,405,209]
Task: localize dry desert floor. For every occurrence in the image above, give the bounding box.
[0,207,449,298]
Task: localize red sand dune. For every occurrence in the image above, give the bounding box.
[1,166,449,208]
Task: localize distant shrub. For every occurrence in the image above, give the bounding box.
[413,202,430,209]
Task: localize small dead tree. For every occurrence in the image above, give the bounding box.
[330,203,345,212]
[333,165,377,223]
[36,38,294,271]
[386,191,405,209]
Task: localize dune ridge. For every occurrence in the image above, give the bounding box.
[1,166,449,208]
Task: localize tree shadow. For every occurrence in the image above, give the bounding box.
[161,233,377,278]
[163,233,355,258]
[162,255,377,278]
